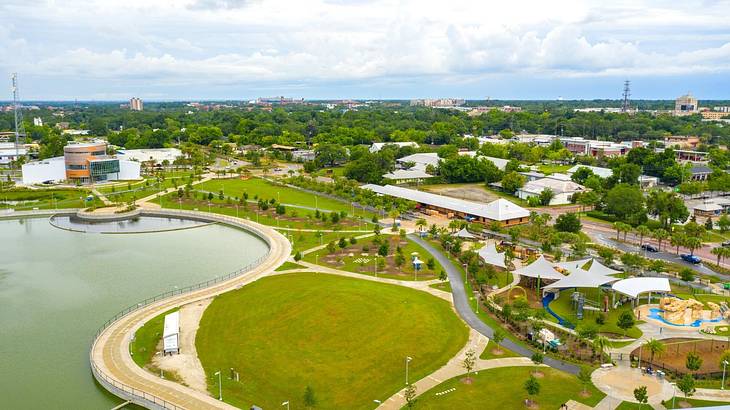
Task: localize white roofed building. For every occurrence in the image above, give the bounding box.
[116,148,182,165]
[517,176,586,205]
[369,141,419,153]
[382,169,434,184]
[163,311,180,355]
[362,184,529,226]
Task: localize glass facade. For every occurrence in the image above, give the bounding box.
[89,159,120,182]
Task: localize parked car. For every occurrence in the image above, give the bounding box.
[680,254,701,264]
[722,241,730,248]
[641,244,658,252]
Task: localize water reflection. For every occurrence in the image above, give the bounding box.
[50,215,208,233]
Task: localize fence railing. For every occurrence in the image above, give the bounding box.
[88,209,276,409]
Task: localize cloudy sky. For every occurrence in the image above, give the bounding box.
[1,0,729,100]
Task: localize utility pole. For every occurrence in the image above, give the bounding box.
[621,80,631,113]
[11,73,25,164]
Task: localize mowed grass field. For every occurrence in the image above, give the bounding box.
[413,366,604,409]
[196,273,469,409]
[196,177,369,217]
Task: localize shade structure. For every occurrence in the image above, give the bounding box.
[556,259,591,273]
[587,259,622,277]
[513,255,564,280]
[544,268,619,289]
[611,277,671,298]
[478,242,507,269]
[453,227,477,239]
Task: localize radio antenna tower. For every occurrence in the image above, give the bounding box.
[11,73,26,159]
[621,80,631,112]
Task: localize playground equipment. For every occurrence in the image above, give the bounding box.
[541,292,574,329]
[657,297,725,325]
[570,291,602,321]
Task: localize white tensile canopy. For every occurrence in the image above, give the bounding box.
[453,227,477,239]
[478,242,507,269]
[513,255,564,280]
[587,259,622,276]
[556,259,592,273]
[544,268,619,289]
[611,277,671,299]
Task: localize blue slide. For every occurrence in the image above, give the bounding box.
[542,293,575,329]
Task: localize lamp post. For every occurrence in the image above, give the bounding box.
[723,360,729,390]
[214,371,222,400]
[672,383,677,409]
[405,356,412,385]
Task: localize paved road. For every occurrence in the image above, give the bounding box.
[591,231,726,279]
[409,234,580,375]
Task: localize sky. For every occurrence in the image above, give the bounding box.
[1,0,729,101]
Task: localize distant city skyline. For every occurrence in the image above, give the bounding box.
[1,1,729,100]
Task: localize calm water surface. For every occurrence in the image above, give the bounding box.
[0,216,269,409]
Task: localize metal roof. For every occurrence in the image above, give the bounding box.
[362,184,529,221]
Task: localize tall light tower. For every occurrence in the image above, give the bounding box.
[11,73,25,158]
[621,80,631,113]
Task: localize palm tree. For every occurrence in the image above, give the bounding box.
[711,247,730,267]
[613,222,623,241]
[593,336,610,364]
[652,229,669,252]
[643,338,666,365]
[635,225,651,246]
[671,232,687,255]
[415,218,427,233]
[448,219,461,233]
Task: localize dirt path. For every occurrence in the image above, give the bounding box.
[152,298,212,393]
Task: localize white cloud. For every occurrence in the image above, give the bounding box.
[1,0,729,97]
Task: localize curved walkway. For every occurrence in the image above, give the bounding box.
[409,234,581,375]
[90,209,291,409]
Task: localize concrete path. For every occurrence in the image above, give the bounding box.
[409,234,581,375]
[135,175,213,208]
[91,188,113,206]
[90,210,291,409]
[379,329,535,409]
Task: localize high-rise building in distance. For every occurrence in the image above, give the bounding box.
[129,97,144,111]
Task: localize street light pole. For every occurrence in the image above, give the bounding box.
[723,360,728,389]
[405,356,412,385]
[214,371,222,400]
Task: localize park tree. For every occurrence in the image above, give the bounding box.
[577,368,592,395]
[679,267,695,282]
[571,167,595,184]
[646,190,689,228]
[404,383,417,408]
[462,349,476,381]
[294,252,303,261]
[633,385,648,409]
[538,188,555,206]
[635,225,651,246]
[555,212,582,233]
[644,339,666,363]
[314,143,348,167]
[338,237,347,249]
[604,184,645,223]
[617,311,635,336]
[524,375,541,406]
[492,329,505,353]
[719,215,730,233]
[303,385,317,408]
[613,221,632,241]
[500,171,526,194]
[378,242,389,257]
[677,373,696,398]
[593,336,610,364]
[327,241,337,253]
[686,351,703,373]
[651,229,669,251]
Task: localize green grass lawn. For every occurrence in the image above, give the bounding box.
[196,272,469,410]
[196,177,373,218]
[660,397,730,409]
[479,342,519,360]
[156,191,371,232]
[412,366,604,409]
[537,163,572,175]
[287,230,357,254]
[547,288,642,338]
[0,188,101,210]
[274,261,307,271]
[303,234,446,281]
[429,281,452,293]
[130,308,179,368]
